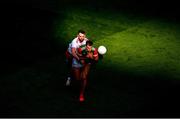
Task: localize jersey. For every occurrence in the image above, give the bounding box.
[78,45,98,64]
[67,37,88,68]
[67,37,88,54]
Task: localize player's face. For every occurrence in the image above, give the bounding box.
[86,45,92,52]
[77,33,86,42]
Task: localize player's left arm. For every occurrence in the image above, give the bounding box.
[93,48,99,61]
[86,48,99,61]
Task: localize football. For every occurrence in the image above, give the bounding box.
[98,45,107,55]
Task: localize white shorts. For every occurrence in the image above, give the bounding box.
[72,58,83,68]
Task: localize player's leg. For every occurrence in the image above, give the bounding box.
[71,58,84,100]
[71,58,83,81]
[65,51,73,86]
[72,67,81,81]
[66,58,73,86]
[79,63,91,102]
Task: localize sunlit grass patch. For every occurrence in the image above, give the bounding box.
[96,20,180,79]
[52,8,148,44]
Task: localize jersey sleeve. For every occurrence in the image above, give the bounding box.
[93,48,98,57]
[71,39,77,48]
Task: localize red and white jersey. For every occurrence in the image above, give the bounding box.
[68,37,88,54]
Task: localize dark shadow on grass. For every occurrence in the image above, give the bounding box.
[89,65,180,117]
[1,57,180,117]
[1,2,67,76]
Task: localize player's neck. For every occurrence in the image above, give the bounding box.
[78,39,83,43]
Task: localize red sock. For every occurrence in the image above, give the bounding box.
[79,94,84,102]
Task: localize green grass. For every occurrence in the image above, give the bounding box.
[52,8,149,44]
[53,7,180,80]
[1,6,180,117]
[100,20,180,79]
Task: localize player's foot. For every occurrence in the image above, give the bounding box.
[79,94,85,102]
[66,77,71,86]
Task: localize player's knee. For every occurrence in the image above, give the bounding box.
[81,74,87,80]
[81,77,86,81]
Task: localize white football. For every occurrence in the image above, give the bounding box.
[98,45,107,55]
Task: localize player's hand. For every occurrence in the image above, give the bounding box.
[86,52,93,59]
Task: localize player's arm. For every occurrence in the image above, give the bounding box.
[92,48,99,61]
[93,54,98,61]
[71,39,82,61]
[77,48,83,57]
[71,47,80,61]
[86,52,98,61]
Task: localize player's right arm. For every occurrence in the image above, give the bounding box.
[71,47,80,61]
[70,39,79,61]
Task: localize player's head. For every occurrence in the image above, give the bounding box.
[86,40,93,52]
[77,29,86,42]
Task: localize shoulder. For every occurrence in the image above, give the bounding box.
[93,47,98,54]
[72,37,78,42]
[91,47,96,51]
[85,38,89,41]
[71,37,79,48]
[81,38,88,45]
[71,37,78,44]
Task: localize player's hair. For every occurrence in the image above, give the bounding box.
[78,29,86,34]
[86,40,93,46]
